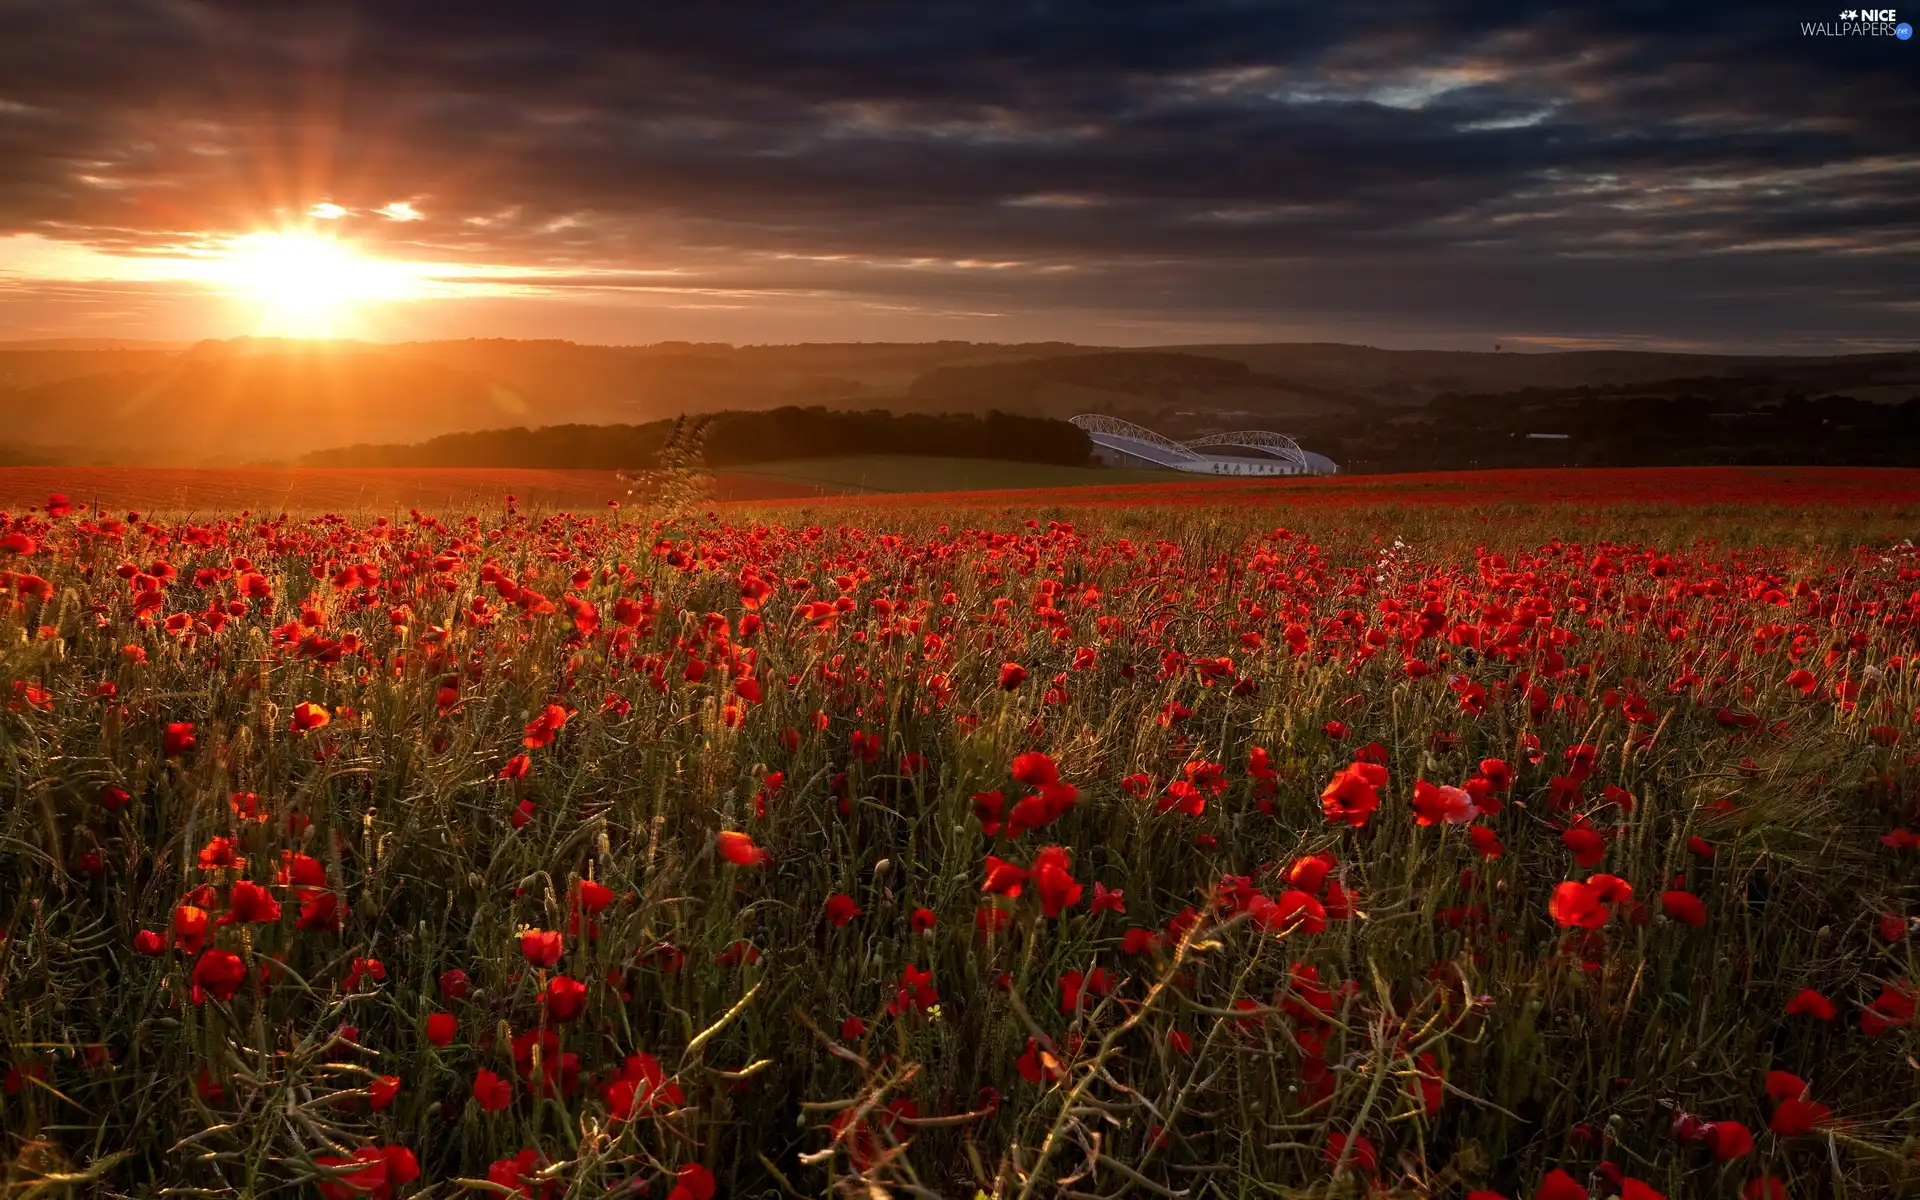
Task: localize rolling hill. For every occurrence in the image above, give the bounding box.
[0,336,1913,466]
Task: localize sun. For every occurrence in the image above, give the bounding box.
[217,230,411,337]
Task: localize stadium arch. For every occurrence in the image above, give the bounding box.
[1070,414,1338,476]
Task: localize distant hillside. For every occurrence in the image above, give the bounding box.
[1157,344,1920,405]
[297,408,1093,470]
[0,336,1913,465]
[908,351,1377,420]
[0,343,524,462]
[1284,382,1920,473]
[0,348,183,389]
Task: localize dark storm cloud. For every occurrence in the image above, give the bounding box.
[0,0,1916,346]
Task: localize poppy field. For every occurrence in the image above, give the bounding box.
[0,480,1917,1200]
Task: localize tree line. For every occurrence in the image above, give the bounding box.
[296,407,1093,469]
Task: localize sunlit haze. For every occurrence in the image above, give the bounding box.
[215,230,420,337]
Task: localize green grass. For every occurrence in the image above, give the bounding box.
[730,454,1180,492]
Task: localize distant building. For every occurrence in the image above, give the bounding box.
[1071,415,1339,476]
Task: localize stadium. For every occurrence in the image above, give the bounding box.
[1071,414,1340,476]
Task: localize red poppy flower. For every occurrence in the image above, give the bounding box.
[971,789,1006,835]
[1770,1097,1831,1136]
[1562,826,1607,867]
[1017,1036,1065,1083]
[565,880,613,919]
[288,702,330,733]
[1010,751,1059,786]
[1588,874,1632,903]
[1537,1169,1588,1200]
[172,905,210,954]
[605,1052,683,1120]
[368,1075,400,1111]
[542,975,587,1021]
[218,880,282,926]
[519,929,563,967]
[1252,889,1327,936]
[163,722,196,758]
[1708,1120,1754,1159]
[472,1068,513,1112]
[277,852,328,889]
[1660,890,1707,926]
[1157,779,1206,817]
[314,1145,418,1200]
[521,703,571,748]
[981,855,1028,897]
[297,891,343,933]
[1008,783,1075,835]
[909,907,936,932]
[1861,982,1915,1035]
[196,836,241,871]
[1412,780,1474,825]
[1320,761,1388,827]
[825,893,862,926]
[887,963,938,1015]
[1286,853,1334,894]
[999,662,1028,689]
[1031,846,1083,918]
[1550,881,1610,929]
[716,830,768,866]
[424,1012,457,1046]
[1120,927,1158,954]
[345,957,386,990]
[668,1163,716,1200]
[190,949,248,1004]
[1783,989,1836,1020]
[1058,966,1114,1013]
[1323,1131,1376,1173]
[487,1150,552,1200]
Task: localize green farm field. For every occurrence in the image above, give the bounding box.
[725,455,1180,495]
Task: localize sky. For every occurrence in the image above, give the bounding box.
[0,1,1916,352]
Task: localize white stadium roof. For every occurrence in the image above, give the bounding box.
[1070,414,1338,476]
